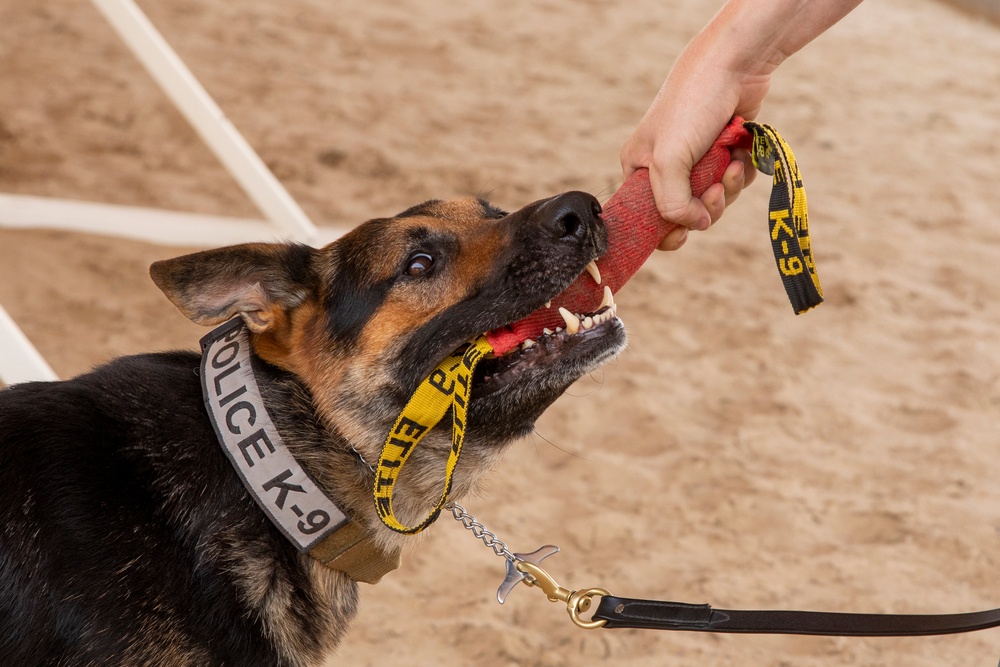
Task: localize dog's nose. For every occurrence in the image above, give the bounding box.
[537,192,602,241]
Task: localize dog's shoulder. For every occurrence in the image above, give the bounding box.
[0,350,310,666]
[0,350,205,455]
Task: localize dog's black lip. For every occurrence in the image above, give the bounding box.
[472,305,622,397]
[483,247,605,337]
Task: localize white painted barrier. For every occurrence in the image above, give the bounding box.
[0,305,58,385]
[89,0,319,245]
[0,194,346,248]
[0,0,328,384]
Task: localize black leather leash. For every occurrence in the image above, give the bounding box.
[593,595,1000,637]
[485,546,1000,640]
[494,521,1000,641]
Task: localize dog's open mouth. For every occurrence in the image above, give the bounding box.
[473,286,622,395]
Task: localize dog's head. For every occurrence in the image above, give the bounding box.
[151,192,626,523]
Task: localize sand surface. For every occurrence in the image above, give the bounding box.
[3,0,1000,665]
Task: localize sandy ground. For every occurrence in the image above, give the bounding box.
[3,0,1000,665]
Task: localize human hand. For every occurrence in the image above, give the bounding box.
[621,0,862,251]
[620,39,768,250]
[654,149,757,251]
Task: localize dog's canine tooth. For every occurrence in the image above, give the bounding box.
[558,307,580,334]
[584,260,602,285]
[600,285,614,310]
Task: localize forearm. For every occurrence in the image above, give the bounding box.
[698,0,864,76]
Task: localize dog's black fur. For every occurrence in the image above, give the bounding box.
[0,192,626,666]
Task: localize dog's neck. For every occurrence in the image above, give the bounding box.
[220,320,511,565]
[200,319,401,583]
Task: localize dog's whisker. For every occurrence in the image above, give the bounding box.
[593,180,623,203]
[530,428,590,462]
[477,183,498,201]
[588,369,606,385]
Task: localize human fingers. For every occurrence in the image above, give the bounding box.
[723,148,757,206]
[700,182,727,226]
[701,146,763,227]
[721,156,746,207]
[647,158,713,233]
[656,225,689,252]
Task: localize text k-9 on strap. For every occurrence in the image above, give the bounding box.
[373,119,819,535]
[744,120,823,313]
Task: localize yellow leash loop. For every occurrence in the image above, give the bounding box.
[373,122,820,535]
[373,335,493,534]
[744,121,824,314]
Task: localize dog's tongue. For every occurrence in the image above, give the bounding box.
[486,117,752,355]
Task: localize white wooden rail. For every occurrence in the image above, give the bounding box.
[0,306,58,385]
[0,0,331,385]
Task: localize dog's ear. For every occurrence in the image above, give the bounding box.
[150,243,315,333]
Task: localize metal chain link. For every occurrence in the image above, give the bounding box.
[353,445,515,563]
[444,501,517,563]
[355,441,515,563]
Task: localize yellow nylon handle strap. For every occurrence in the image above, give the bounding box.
[373,335,493,534]
[745,121,824,314]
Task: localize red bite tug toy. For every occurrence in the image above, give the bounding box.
[486,117,752,355]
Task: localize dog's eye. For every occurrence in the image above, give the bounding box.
[405,253,434,277]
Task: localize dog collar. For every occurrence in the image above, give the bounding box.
[199,318,400,584]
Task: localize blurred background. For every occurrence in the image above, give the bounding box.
[1,1,999,664]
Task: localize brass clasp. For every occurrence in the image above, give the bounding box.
[516,561,609,630]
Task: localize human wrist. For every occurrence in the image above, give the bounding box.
[698,0,863,77]
[694,0,800,79]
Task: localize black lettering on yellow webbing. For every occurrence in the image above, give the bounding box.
[373,335,493,534]
[372,122,820,538]
[744,121,823,314]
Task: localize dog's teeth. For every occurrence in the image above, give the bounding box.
[543,328,554,336]
[584,260,602,285]
[522,339,535,349]
[555,326,563,333]
[545,300,552,308]
[558,307,580,334]
[600,285,614,310]
[582,316,594,330]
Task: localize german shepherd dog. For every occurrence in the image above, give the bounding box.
[0,191,626,666]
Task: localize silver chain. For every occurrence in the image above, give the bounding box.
[353,445,516,564]
[444,501,517,563]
